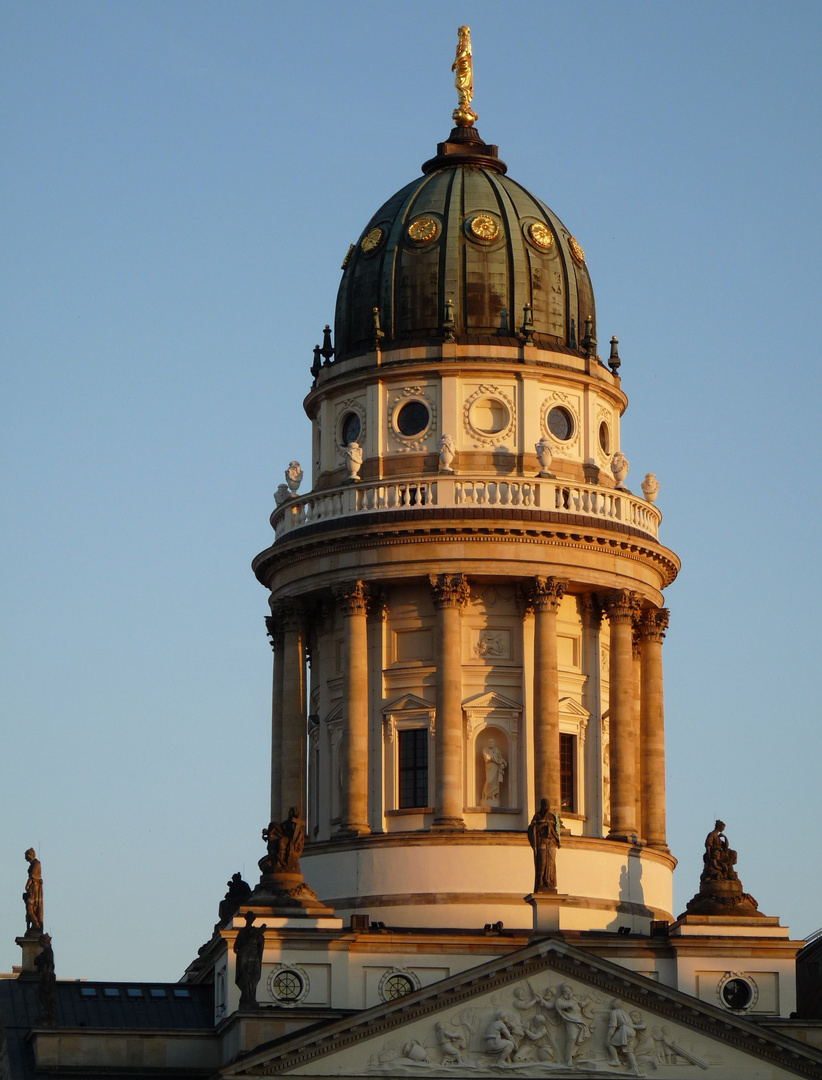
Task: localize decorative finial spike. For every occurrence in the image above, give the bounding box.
[443,297,456,343]
[608,335,621,373]
[452,26,478,128]
[311,344,321,380]
[521,303,534,343]
[372,306,384,351]
[320,324,335,364]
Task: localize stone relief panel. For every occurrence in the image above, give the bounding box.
[362,976,718,1074]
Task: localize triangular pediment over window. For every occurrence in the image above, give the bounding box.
[558,697,590,721]
[224,938,822,1078]
[462,690,521,712]
[382,693,435,715]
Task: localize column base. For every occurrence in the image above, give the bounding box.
[335,824,372,839]
[606,830,640,844]
[431,818,466,831]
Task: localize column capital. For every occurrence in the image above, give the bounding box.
[577,593,602,629]
[637,607,670,643]
[264,615,283,651]
[273,597,304,633]
[333,579,370,616]
[366,587,389,620]
[429,573,470,609]
[603,589,642,624]
[531,576,567,613]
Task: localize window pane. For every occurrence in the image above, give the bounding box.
[398,728,428,808]
[560,733,575,813]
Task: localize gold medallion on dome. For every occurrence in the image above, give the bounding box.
[568,235,585,263]
[407,216,439,244]
[360,227,384,254]
[528,222,554,251]
[468,213,500,241]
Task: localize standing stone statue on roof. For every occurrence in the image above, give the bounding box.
[23,848,43,936]
[233,910,266,1009]
[527,799,561,893]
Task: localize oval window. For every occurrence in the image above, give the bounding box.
[470,397,509,435]
[547,406,574,441]
[396,400,430,437]
[598,421,610,454]
[341,412,361,445]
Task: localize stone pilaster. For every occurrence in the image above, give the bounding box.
[602,589,642,841]
[632,629,643,837]
[577,594,603,836]
[278,599,306,819]
[638,607,670,851]
[429,574,470,829]
[530,577,567,814]
[334,580,371,836]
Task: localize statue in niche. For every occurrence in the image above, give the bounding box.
[260,807,306,875]
[435,1020,465,1064]
[481,738,507,806]
[233,910,266,1009]
[343,441,363,482]
[527,798,561,893]
[606,998,644,1075]
[23,848,43,935]
[218,873,252,926]
[34,933,56,1026]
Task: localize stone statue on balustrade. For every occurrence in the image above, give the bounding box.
[684,819,760,916]
[233,910,266,1009]
[481,738,507,807]
[23,848,44,936]
[527,799,561,893]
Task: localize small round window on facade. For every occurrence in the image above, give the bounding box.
[470,397,510,435]
[382,973,415,1001]
[720,977,754,1011]
[547,406,574,442]
[396,400,430,437]
[341,411,362,446]
[598,421,610,454]
[270,968,305,1004]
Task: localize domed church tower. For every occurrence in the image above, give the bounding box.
[253,30,680,936]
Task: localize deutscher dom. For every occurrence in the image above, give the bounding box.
[2,28,820,1080]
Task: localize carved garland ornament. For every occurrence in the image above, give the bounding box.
[388,386,437,453]
[463,384,516,447]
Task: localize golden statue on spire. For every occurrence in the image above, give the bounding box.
[452,25,478,128]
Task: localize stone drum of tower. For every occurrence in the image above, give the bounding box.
[253,105,680,934]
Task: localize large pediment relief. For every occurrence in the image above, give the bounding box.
[225,940,821,1078]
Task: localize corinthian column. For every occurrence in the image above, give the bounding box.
[639,608,670,850]
[429,574,469,829]
[265,615,284,822]
[334,580,371,836]
[603,589,641,841]
[531,577,567,812]
[279,599,306,818]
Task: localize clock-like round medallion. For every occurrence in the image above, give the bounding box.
[361,227,384,253]
[469,214,500,241]
[408,217,438,243]
[568,235,585,263]
[529,222,554,251]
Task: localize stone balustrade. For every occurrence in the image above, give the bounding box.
[271,477,661,541]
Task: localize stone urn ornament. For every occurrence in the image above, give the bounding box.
[285,461,303,494]
[641,472,660,504]
[610,451,629,490]
[437,434,456,474]
[343,441,363,483]
[535,436,554,477]
[273,483,290,507]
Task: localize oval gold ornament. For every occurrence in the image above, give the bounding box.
[529,222,554,251]
[469,213,499,241]
[568,235,585,263]
[408,217,438,243]
[361,227,384,253]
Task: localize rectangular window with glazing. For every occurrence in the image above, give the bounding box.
[560,733,575,813]
[398,728,428,808]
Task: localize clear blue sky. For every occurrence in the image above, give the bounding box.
[2,2,820,982]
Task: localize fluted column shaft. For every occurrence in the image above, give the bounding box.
[265,616,284,822]
[335,581,371,836]
[430,574,469,829]
[639,608,670,850]
[604,590,641,840]
[532,577,567,811]
[279,600,306,818]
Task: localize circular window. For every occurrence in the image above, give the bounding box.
[470,397,510,435]
[269,968,306,1005]
[382,973,415,1000]
[598,421,610,454]
[547,406,574,442]
[720,975,756,1012]
[396,400,430,437]
[341,411,362,446]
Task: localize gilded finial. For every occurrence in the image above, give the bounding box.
[452,25,478,128]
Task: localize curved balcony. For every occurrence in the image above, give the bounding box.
[270,476,662,543]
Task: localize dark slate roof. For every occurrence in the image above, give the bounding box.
[0,978,212,1079]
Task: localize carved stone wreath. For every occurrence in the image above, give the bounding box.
[336,397,366,460]
[540,391,580,453]
[463,384,516,447]
[388,386,437,452]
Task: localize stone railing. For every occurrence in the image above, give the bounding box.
[271,477,661,541]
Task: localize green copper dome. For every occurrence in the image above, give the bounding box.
[334,127,596,363]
